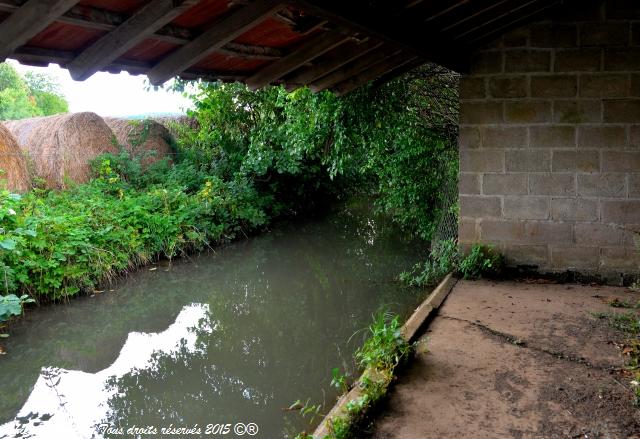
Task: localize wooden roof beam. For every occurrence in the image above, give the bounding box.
[309,45,402,93]
[286,38,382,86]
[245,27,352,89]
[147,0,286,85]
[68,0,198,81]
[457,0,559,42]
[292,0,469,73]
[0,1,284,61]
[333,52,418,96]
[0,0,79,61]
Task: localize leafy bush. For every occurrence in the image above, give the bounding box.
[401,241,506,286]
[355,311,411,373]
[400,239,459,287]
[458,244,505,280]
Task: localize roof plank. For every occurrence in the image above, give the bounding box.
[68,0,199,81]
[333,53,418,96]
[0,0,80,61]
[293,0,469,72]
[147,0,286,85]
[310,45,401,92]
[245,27,352,90]
[286,38,382,86]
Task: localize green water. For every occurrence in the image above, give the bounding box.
[0,202,426,438]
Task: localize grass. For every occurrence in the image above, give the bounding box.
[594,303,640,405]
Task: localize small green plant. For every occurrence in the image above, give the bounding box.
[400,238,459,287]
[0,294,34,336]
[458,244,505,280]
[288,399,323,425]
[331,368,349,393]
[593,311,640,334]
[355,311,411,371]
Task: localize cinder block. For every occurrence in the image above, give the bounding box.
[459,126,481,149]
[632,74,640,97]
[482,126,527,149]
[600,247,640,271]
[551,246,600,269]
[480,220,525,242]
[602,151,640,172]
[502,244,549,266]
[503,196,550,220]
[460,77,486,99]
[506,150,551,172]
[606,0,640,19]
[531,75,578,98]
[552,150,600,172]
[460,102,504,124]
[530,23,577,48]
[575,223,625,246]
[526,222,573,243]
[460,149,505,173]
[459,173,481,195]
[483,174,528,195]
[530,173,576,196]
[505,101,552,123]
[471,51,503,74]
[578,174,627,198]
[577,126,627,148]
[503,28,530,47]
[505,50,552,73]
[632,125,640,146]
[580,22,630,46]
[579,74,629,98]
[550,198,599,221]
[604,100,640,123]
[488,76,528,98]
[459,219,478,243]
[630,175,640,198]
[555,48,602,72]
[460,196,502,218]
[530,126,576,148]
[605,48,640,71]
[602,200,640,224]
[553,100,602,124]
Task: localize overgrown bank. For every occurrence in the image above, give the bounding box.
[0,65,460,332]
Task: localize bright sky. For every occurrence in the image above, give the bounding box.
[8,60,194,118]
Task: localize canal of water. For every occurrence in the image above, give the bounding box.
[0,201,427,438]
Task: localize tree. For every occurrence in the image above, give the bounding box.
[0,63,68,120]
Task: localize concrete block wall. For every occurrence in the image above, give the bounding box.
[459,0,640,278]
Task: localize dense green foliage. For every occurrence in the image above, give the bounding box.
[401,240,505,286]
[0,63,68,120]
[178,64,459,239]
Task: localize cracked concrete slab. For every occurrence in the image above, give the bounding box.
[367,280,640,439]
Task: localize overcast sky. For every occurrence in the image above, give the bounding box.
[9,60,193,117]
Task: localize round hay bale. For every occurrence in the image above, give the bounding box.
[4,112,117,189]
[153,115,199,138]
[0,123,31,193]
[104,118,174,168]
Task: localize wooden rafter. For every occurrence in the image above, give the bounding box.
[292,0,469,73]
[458,0,559,42]
[246,27,352,90]
[0,0,79,60]
[0,0,283,61]
[468,0,562,45]
[286,38,382,86]
[309,45,402,92]
[333,52,418,96]
[68,0,198,81]
[147,0,285,85]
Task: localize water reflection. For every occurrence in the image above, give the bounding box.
[0,202,426,438]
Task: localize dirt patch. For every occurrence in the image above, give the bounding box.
[367,280,640,439]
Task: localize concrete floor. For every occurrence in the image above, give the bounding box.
[368,280,640,439]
